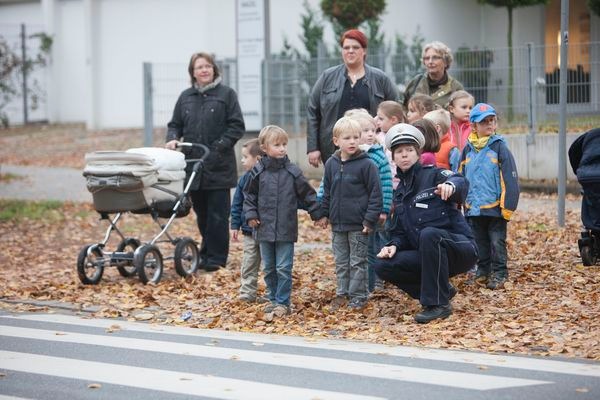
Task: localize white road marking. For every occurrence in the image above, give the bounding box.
[4,313,599,377]
[0,325,549,390]
[0,350,382,400]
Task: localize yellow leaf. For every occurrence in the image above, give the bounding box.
[87,383,102,389]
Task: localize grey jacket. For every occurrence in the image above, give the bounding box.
[243,156,322,242]
[307,63,399,164]
[321,150,383,232]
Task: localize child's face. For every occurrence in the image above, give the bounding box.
[241,147,260,171]
[263,140,288,158]
[376,111,397,134]
[359,123,377,145]
[406,102,421,124]
[333,130,360,160]
[449,97,473,123]
[473,116,497,137]
[392,144,420,172]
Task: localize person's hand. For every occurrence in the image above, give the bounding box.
[378,213,387,225]
[165,140,179,150]
[362,224,372,234]
[315,217,328,229]
[248,219,260,228]
[377,245,397,259]
[435,182,455,201]
[308,150,322,168]
[231,229,239,241]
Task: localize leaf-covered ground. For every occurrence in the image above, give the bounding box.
[0,198,598,360]
[0,125,598,360]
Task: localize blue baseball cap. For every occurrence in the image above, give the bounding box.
[470,103,497,123]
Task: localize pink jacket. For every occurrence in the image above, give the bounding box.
[420,152,436,166]
[450,121,471,151]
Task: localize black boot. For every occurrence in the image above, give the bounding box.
[414,304,452,324]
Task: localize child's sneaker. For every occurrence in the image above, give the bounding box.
[330,295,347,309]
[486,275,507,290]
[475,273,489,287]
[239,294,256,303]
[263,302,277,313]
[348,298,367,310]
[272,304,290,317]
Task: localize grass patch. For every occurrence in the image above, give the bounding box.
[0,199,64,222]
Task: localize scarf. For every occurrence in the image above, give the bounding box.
[468,131,492,152]
[194,76,222,93]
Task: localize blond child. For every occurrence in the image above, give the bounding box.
[230,139,265,303]
[406,94,437,124]
[244,126,324,319]
[424,109,460,171]
[447,90,475,151]
[376,100,405,190]
[320,117,382,309]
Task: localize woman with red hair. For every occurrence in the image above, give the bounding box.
[307,29,398,167]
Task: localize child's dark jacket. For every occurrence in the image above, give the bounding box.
[243,155,321,242]
[321,150,382,232]
[230,170,252,235]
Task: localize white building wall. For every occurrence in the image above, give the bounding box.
[1,0,551,129]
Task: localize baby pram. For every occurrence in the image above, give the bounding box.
[568,128,600,266]
[77,143,209,284]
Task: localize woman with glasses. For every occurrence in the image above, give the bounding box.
[166,52,245,272]
[307,29,399,167]
[402,41,464,110]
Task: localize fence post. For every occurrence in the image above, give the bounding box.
[526,43,536,146]
[143,62,153,147]
[20,23,28,125]
[292,61,300,136]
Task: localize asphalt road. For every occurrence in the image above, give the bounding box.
[0,311,598,400]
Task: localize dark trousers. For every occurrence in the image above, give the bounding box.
[190,188,231,266]
[468,216,508,278]
[373,227,478,306]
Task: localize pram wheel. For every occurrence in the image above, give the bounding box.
[174,237,200,277]
[77,244,105,285]
[581,245,597,266]
[134,244,163,284]
[115,238,141,277]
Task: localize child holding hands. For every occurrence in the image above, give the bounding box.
[244,126,324,319]
[319,117,383,309]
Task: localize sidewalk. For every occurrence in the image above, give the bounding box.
[0,164,90,202]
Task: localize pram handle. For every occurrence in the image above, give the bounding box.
[176,142,210,163]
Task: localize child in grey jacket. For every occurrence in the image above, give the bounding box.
[319,117,383,309]
[244,125,324,320]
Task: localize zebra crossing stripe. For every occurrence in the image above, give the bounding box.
[0,350,382,400]
[3,313,599,378]
[0,325,549,390]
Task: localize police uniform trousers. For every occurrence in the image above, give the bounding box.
[374,226,478,306]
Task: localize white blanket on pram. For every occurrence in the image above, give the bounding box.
[83,147,187,213]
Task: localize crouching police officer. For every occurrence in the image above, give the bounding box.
[373,123,478,323]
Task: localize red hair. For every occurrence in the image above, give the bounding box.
[340,29,367,49]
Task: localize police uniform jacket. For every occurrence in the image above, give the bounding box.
[388,162,474,251]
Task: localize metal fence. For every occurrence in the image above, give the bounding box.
[0,23,49,126]
[144,42,599,139]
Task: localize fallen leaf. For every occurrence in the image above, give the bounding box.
[87,383,102,389]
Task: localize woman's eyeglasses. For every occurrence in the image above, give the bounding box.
[422,55,442,62]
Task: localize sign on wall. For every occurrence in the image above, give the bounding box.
[236,0,267,131]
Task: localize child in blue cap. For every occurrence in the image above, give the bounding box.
[459,103,520,289]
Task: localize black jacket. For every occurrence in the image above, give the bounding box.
[321,150,382,232]
[166,82,245,189]
[388,162,474,251]
[243,156,322,242]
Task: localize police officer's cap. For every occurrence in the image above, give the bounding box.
[385,123,425,151]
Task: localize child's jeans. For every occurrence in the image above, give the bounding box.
[259,241,294,306]
[239,233,261,299]
[468,216,508,278]
[332,230,369,302]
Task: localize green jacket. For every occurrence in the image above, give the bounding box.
[402,73,464,109]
